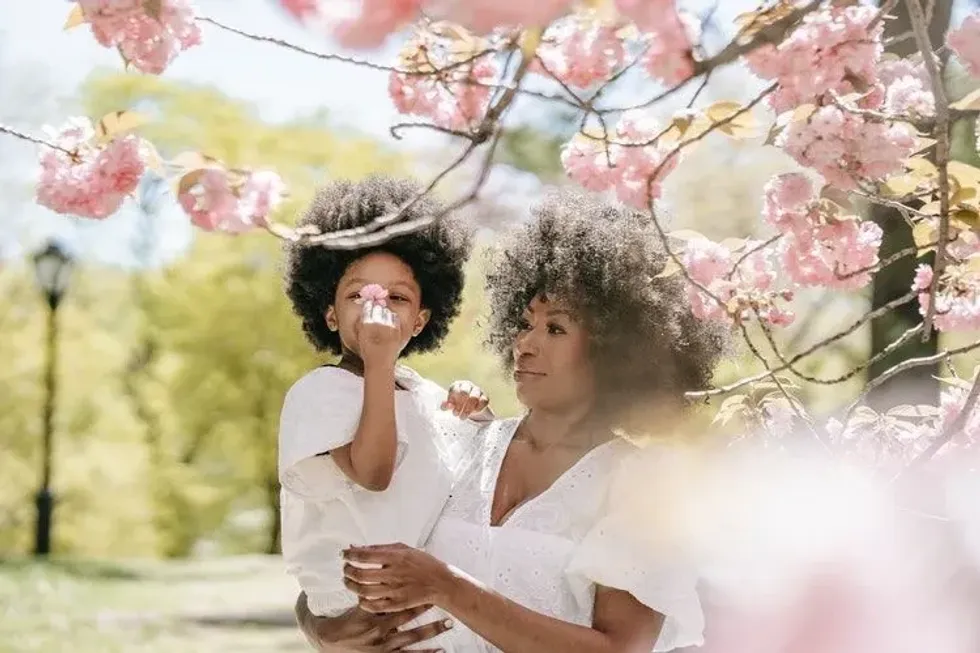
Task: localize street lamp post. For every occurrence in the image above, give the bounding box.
[31,240,74,557]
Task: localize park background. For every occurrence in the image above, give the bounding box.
[2,1,980,651]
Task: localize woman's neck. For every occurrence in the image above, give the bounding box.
[521,405,607,452]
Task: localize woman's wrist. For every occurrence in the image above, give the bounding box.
[434,563,477,612]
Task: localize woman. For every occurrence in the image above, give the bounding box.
[295,189,728,652]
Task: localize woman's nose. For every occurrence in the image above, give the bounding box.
[514,329,539,356]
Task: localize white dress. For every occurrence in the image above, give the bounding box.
[278,365,477,651]
[424,417,705,652]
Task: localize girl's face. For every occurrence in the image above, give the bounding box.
[512,294,596,414]
[326,251,430,360]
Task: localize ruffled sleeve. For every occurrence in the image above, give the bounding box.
[278,367,366,499]
[565,444,705,652]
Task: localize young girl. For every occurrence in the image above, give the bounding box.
[278,176,490,647]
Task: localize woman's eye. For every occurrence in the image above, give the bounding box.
[517,318,531,331]
[389,295,407,302]
[547,323,566,335]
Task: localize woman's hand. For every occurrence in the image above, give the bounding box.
[343,543,459,614]
[441,380,491,421]
[295,593,453,652]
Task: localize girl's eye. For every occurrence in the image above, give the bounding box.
[347,292,360,300]
[547,322,566,335]
[517,318,531,331]
[389,295,407,302]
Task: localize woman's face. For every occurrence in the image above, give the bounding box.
[512,295,596,413]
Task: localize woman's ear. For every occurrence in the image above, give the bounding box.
[325,306,339,332]
[411,308,431,338]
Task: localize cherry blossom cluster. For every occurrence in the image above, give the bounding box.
[948,10,980,78]
[777,105,916,190]
[913,260,980,332]
[534,13,626,89]
[614,0,697,86]
[35,114,284,233]
[560,110,680,210]
[176,168,286,233]
[77,0,201,74]
[387,25,501,132]
[682,237,795,327]
[877,56,935,118]
[36,117,147,219]
[762,173,883,290]
[745,4,882,114]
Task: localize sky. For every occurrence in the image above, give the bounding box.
[0,0,977,268]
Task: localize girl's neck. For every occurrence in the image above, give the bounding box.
[337,352,365,376]
[520,404,607,452]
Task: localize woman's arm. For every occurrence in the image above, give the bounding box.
[343,544,665,653]
[294,591,452,652]
[443,578,664,653]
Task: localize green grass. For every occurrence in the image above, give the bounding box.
[0,556,308,653]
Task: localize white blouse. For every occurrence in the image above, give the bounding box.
[278,365,477,621]
[425,417,705,652]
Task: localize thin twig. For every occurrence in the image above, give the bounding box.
[843,338,980,418]
[905,369,980,471]
[0,123,74,155]
[904,0,951,341]
[687,291,920,398]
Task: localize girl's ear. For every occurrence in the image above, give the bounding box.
[325,305,339,332]
[411,308,431,338]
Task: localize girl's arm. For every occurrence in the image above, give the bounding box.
[329,362,398,491]
[329,300,404,492]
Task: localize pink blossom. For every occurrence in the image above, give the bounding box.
[614,0,696,85]
[559,133,619,192]
[535,16,625,89]
[79,0,201,74]
[778,105,915,190]
[427,0,572,34]
[948,11,980,78]
[682,237,793,327]
[177,168,285,233]
[884,75,935,117]
[35,117,146,219]
[388,26,500,131]
[914,260,980,331]
[762,173,882,290]
[783,219,883,290]
[279,0,319,20]
[935,386,980,456]
[279,0,420,49]
[744,5,882,113]
[356,283,389,306]
[559,111,681,209]
[639,9,697,85]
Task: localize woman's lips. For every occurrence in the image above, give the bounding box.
[513,370,545,382]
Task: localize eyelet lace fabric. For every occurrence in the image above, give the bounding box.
[424,418,705,652]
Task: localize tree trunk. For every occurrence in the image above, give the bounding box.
[265,475,281,555]
[867,0,954,410]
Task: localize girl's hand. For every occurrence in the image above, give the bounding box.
[343,543,459,614]
[441,380,491,420]
[296,594,452,652]
[357,300,405,369]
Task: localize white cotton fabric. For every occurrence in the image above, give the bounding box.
[424,417,705,652]
[278,364,479,647]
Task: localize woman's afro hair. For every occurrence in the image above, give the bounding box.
[283,175,472,356]
[484,187,729,422]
